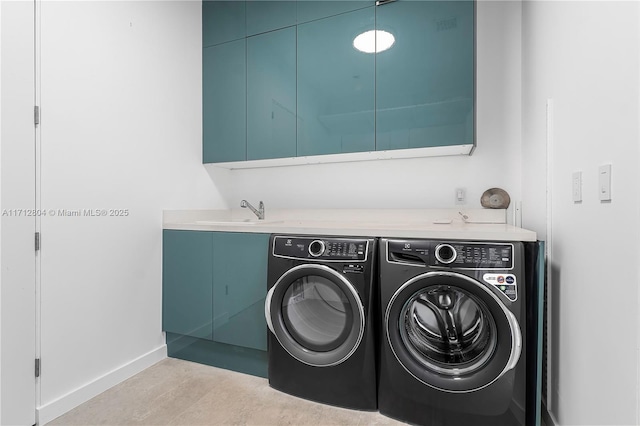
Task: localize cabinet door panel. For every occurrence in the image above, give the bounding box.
[203,39,247,163]
[297,7,375,157]
[376,1,474,150]
[212,233,269,351]
[247,27,297,160]
[162,230,213,340]
[203,0,246,47]
[296,1,369,25]
[246,1,296,36]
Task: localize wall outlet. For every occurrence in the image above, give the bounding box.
[455,187,466,205]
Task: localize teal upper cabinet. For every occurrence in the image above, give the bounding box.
[296,1,371,25]
[297,7,375,156]
[376,1,474,151]
[247,27,297,160]
[246,1,296,36]
[203,1,246,47]
[203,39,247,163]
[162,230,213,340]
[202,0,475,165]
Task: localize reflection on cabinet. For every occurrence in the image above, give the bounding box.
[162,230,213,340]
[202,0,475,166]
[203,39,246,163]
[376,0,474,151]
[246,1,296,36]
[296,0,370,25]
[162,230,269,377]
[247,27,297,160]
[297,7,375,156]
[211,232,269,351]
[202,1,246,47]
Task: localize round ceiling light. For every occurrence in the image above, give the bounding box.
[353,30,395,54]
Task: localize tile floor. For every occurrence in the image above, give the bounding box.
[49,358,404,425]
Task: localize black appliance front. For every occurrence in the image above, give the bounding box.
[379,239,528,426]
[265,235,377,410]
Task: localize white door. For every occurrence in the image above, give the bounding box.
[0,0,38,424]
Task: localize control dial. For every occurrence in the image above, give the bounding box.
[435,243,457,264]
[308,240,326,257]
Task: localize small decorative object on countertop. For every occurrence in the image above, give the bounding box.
[481,188,511,209]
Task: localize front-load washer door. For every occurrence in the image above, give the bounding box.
[385,271,521,393]
[265,264,365,367]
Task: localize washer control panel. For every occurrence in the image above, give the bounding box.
[387,240,514,270]
[273,236,369,261]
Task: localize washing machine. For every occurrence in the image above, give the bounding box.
[378,238,528,426]
[265,235,378,410]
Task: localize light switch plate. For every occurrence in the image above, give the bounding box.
[599,164,612,201]
[572,171,582,202]
[454,187,466,205]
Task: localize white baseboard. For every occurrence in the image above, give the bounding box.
[36,345,167,425]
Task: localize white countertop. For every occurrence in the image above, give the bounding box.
[163,208,537,242]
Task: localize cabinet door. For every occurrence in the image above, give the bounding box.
[246,1,296,36]
[162,230,213,340]
[203,39,247,163]
[296,1,370,26]
[376,1,474,151]
[203,0,246,48]
[247,27,297,160]
[297,7,375,157]
[212,232,269,351]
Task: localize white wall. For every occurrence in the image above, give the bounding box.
[36,1,225,423]
[21,1,640,424]
[218,1,523,218]
[522,1,640,425]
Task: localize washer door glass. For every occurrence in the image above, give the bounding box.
[282,275,353,352]
[266,264,365,367]
[386,272,520,393]
[401,285,496,376]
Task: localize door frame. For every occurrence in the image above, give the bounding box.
[0,0,39,423]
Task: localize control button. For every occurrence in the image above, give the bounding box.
[308,240,326,257]
[435,244,457,264]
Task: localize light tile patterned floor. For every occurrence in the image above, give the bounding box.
[48,358,405,425]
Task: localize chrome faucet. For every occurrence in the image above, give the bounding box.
[240,200,265,220]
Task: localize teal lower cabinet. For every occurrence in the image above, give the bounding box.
[162,230,269,378]
[212,232,269,351]
[162,230,213,340]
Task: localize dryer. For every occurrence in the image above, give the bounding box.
[378,238,527,426]
[265,235,377,410]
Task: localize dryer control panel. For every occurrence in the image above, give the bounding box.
[273,236,369,262]
[387,240,514,270]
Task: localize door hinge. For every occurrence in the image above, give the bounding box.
[34,105,40,127]
[35,232,40,252]
[35,358,40,378]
